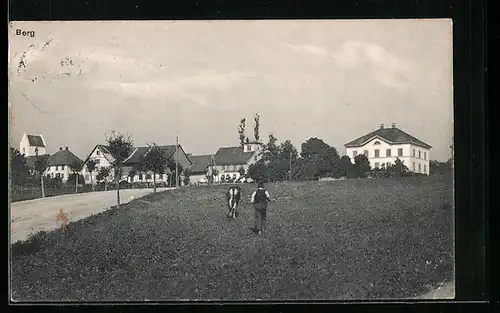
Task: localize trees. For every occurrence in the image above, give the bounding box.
[105,131,134,207]
[34,154,49,198]
[238,118,246,147]
[128,168,137,185]
[339,155,357,179]
[429,160,452,175]
[300,137,341,179]
[140,144,168,192]
[247,160,269,183]
[96,167,111,191]
[10,147,30,187]
[254,113,260,141]
[353,154,371,178]
[86,159,96,191]
[69,160,83,193]
[183,168,191,186]
[238,166,246,178]
[166,157,183,187]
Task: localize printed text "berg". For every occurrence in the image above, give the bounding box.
[16,29,35,37]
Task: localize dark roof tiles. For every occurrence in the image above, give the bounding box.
[27,135,45,147]
[344,127,432,149]
[214,147,255,166]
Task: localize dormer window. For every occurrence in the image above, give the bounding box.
[373,141,381,145]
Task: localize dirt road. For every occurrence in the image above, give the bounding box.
[10,188,173,243]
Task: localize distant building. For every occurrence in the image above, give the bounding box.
[344,123,432,175]
[210,141,264,182]
[19,132,47,157]
[81,144,193,185]
[188,154,214,184]
[45,147,83,182]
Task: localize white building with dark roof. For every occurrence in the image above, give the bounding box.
[45,147,83,182]
[211,141,264,182]
[19,132,47,157]
[344,123,432,175]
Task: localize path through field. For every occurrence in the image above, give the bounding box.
[10,188,173,243]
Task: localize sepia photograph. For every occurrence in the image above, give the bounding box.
[9,19,454,301]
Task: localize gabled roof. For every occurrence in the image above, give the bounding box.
[189,154,213,174]
[48,149,83,167]
[25,154,50,169]
[27,135,45,147]
[214,147,255,166]
[344,126,432,149]
[82,145,115,165]
[122,145,193,166]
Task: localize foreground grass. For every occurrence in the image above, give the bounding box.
[11,175,454,301]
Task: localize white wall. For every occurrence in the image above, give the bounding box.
[81,146,115,184]
[19,134,47,157]
[45,165,71,182]
[345,138,431,175]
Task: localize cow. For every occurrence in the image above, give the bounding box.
[226,186,242,218]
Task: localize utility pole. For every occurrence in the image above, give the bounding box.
[175,136,179,188]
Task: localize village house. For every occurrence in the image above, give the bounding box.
[344,123,432,175]
[209,141,264,183]
[187,154,214,184]
[44,147,83,182]
[81,144,192,186]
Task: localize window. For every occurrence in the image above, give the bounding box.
[424,152,427,160]
[374,149,380,157]
[61,165,65,170]
[374,162,380,169]
[398,148,403,156]
[146,174,151,180]
[364,150,369,157]
[232,174,237,178]
[418,163,421,173]
[373,141,381,145]
[139,173,143,180]
[412,162,415,171]
[413,149,416,157]
[424,164,427,174]
[95,159,100,165]
[418,150,421,158]
[386,149,391,157]
[97,150,100,156]
[353,151,358,158]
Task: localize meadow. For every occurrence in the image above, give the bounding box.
[10,174,454,301]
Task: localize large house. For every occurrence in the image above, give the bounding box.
[19,132,47,157]
[81,144,192,185]
[344,123,432,175]
[210,141,264,182]
[44,147,83,182]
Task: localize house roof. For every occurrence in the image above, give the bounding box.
[189,154,213,174]
[27,135,45,147]
[25,154,50,169]
[82,145,115,165]
[122,145,192,166]
[214,147,255,166]
[344,126,432,149]
[48,149,83,167]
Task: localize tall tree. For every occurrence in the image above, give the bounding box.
[183,168,191,186]
[339,155,357,179]
[10,147,30,187]
[254,113,260,141]
[353,154,371,178]
[166,157,183,187]
[34,154,49,198]
[96,167,111,191]
[86,159,97,191]
[128,168,137,184]
[238,118,246,147]
[247,160,269,183]
[300,137,341,178]
[140,144,168,192]
[69,160,83,194]
[105,131,134,207]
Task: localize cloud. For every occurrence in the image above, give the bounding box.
[287,44,329,57]
[331,41,416,88]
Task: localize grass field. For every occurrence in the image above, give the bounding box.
[10,174,454,301]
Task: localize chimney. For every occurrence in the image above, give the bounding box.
[65,147,68,150]
[392,123,396,128]
[59,147,62,151]
[380,124,384,129]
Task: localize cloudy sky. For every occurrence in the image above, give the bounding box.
[9,20,453,161]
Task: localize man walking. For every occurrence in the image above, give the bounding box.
[251,182,271,235]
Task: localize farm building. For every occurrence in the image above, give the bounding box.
[344,123,432,175]
[187,154,214,184]
[210,141,264,183]
[81,145,116,184]
[44,147,83,182]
